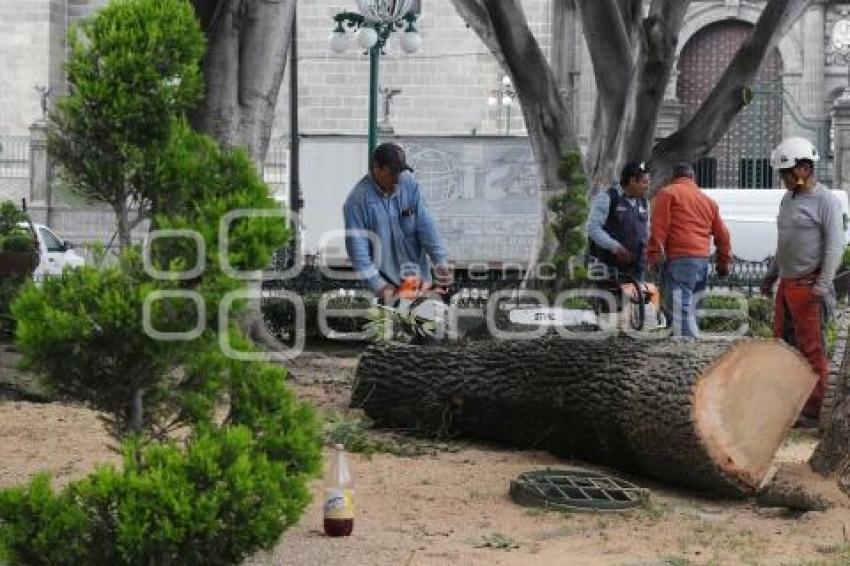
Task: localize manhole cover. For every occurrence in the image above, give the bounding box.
[510,469,648,512]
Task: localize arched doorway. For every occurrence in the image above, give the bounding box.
[677,21,783,189]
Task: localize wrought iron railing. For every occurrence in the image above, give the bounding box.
[705,257,773,297]
[263,138,288,196]
[0,136,29,178]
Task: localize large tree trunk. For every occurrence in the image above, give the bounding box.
[191,0,295,164]
[619,1,690,166]
[809,314,850,494]
[191,0,296,352]
[352,337,816,496]
[577,0,635,190]
[756,315,850,510]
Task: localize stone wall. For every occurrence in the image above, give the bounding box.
[0,0,56,135]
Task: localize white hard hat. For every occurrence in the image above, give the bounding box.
[770,137,820,170]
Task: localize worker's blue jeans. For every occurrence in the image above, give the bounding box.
[662,257,710,338]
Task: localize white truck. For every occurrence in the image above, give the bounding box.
[702,189,850,261]
[18,222,86,279]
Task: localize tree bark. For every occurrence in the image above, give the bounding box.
[352,337,816,496]
[114,197,131,251]
[191,0,295,164]
[810,316,850,492]
[619,0,690,165]
[576,0,635,190]
[129,387,145,434]
[190,0,296,353]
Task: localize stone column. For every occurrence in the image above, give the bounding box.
[831,98,850,191]
[800,1,827,119]
[28,120,51,225]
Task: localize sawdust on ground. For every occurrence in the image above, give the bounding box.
[1,346,849,565]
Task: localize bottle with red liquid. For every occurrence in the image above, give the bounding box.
[323,444,354,537]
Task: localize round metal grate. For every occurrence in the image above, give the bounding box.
[510,469,648,512]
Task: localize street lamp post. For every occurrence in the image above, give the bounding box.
[488,75,516,136]
[330,1,421,163]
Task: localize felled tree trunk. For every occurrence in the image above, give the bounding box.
[352,337,816,497]
[810,325,850,495]
[755,313,850,511]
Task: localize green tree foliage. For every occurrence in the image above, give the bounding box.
[0,414,319,565]
[50,0,205,247]
[11,131,291,438]
[0,202,37,337]
[546,152,589,289]
[0,201,30,235]
[12,252,191,435]
[0,2,319,562]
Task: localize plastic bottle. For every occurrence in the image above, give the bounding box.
[323,444,354,537]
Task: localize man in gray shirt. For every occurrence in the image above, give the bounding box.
[761,137,844,422]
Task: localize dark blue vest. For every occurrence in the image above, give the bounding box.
[590,187,649,276]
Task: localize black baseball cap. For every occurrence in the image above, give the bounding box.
[371,143,414,174]
[620,161,650,184]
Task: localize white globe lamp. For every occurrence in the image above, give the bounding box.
[356,26,379,49]
[329,29,349,54]
[400,30,422,54]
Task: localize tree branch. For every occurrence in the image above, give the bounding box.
[618,0,644,47]
[576,0,633,107]
[451,0,502,64]
[577,0,637,189]
[621,0,690,162]
[651,0,810,187]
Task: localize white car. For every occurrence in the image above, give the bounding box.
[17,222,86,278]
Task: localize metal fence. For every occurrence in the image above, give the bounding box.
[0,136,29,203]
[705,257,773,297]
[0,136,28,174]
[263,138,288,198]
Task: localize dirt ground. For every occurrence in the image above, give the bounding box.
[2,343,850,565]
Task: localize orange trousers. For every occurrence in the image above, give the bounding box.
[774,277,828,418]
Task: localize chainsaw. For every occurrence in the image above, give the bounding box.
[370,276,451,344]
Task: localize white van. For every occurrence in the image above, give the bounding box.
[701,189,850,261]
[17,222,86,278]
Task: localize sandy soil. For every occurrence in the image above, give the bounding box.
[2,345,850,565]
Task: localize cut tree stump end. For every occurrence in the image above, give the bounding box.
[694,340,817,490]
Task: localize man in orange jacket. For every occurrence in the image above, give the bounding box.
[648,163,732,337]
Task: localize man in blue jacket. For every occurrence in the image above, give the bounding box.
[343,143,450,304]
[586,161,651,281]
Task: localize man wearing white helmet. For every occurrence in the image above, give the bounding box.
[760,136,843,423]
